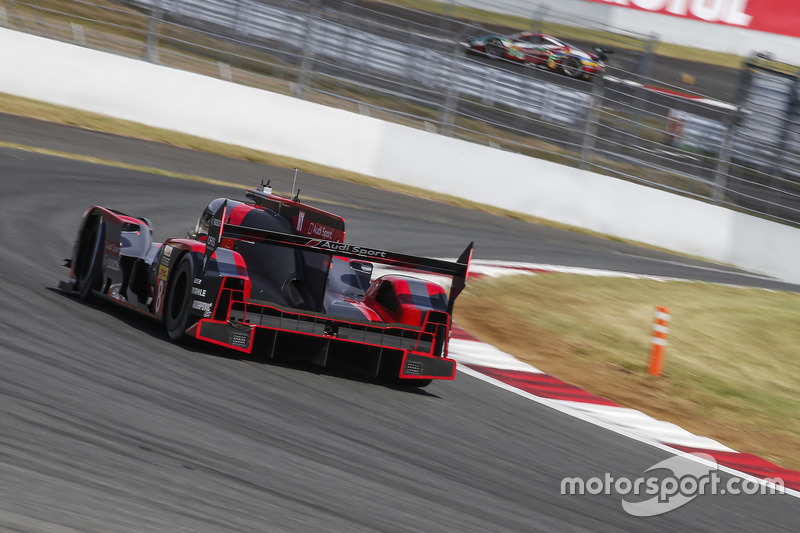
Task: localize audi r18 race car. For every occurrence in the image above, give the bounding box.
[465,32,610,81]
[59,183,473,387]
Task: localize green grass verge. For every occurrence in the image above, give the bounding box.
[458,273,800,471]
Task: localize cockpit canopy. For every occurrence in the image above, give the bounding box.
[191,197,228,240]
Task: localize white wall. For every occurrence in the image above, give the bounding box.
[2,28,799,283]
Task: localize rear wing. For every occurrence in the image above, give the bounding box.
[207,207,472,312]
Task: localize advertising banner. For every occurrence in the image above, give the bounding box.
[584,1,800,39]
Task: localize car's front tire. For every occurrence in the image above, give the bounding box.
[485,39,506,60]
[165,254,196,342]
[76,214,104,302]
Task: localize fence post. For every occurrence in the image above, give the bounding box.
[711,57,753,203]
[437,0,454,39]
[293,0,320,99]
[530,4,549,34]
[628,34,657,151]
[144,0,164,64]
[648,306,670,377]
[579,69,605,170]
[711,110,736,203]
[439,46,462,137]
[1,0,21,30]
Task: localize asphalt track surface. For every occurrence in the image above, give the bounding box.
[1,115,799,531]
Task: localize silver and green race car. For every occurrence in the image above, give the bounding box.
[465,32,611,81]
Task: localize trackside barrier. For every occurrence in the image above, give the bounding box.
[648,306,670,377]
[6,28,800,284]
[665,109,725,155]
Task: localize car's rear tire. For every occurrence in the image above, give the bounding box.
[561,55,584,78]
[165,254,196,342]
[76,214,104,302]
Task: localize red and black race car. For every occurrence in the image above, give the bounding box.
[59,184,472,387]
[464,32,611,81]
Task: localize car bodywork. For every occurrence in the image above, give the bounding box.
[59,185,473,387]
[465,32,610,81]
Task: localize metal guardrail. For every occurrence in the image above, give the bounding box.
[3,0,800,226]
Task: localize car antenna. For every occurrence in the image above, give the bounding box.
[293,188,301,203]
[291,168,298,198]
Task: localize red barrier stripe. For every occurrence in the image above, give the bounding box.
[467,365,621,406]
[668,445,800,492]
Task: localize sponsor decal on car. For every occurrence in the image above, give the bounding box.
[192,299,213,318]
[158,247,173,280]
[312,241,388,258]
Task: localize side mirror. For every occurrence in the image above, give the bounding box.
[593,46,613,62]
[350,260,373,275]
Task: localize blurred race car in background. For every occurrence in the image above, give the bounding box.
[59,183,473,388]
[464,32,611,81]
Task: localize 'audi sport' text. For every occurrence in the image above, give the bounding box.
[314,241,388,258]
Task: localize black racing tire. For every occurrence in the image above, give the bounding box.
[76,214,104,302]
[485,39,506,60]
[164,254,196,342]
[397,378,433,389]
[561,55,584,78]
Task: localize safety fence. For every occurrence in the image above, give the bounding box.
[3,0,800,226]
